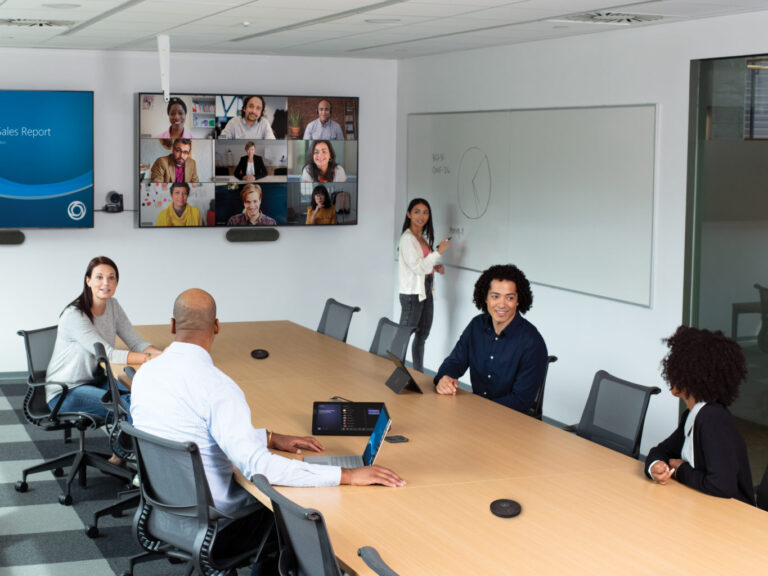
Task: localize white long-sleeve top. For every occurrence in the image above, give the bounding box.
[130,341,341,514]
[45,299,150,403]
[398,229,441,301]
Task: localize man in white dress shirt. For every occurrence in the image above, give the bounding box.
[131,289,404,515]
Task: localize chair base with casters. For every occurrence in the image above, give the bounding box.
[15,425,133,505]
[564,369,661,460]
[15,327,134,505]
[87,487,140,538]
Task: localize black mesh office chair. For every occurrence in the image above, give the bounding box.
[87,345,138,538]
[316,298,360,343]
[756,463,768,511]
[564,370,661,459]
[754,283,768,353]
[252,474,398,576]
[15,327,132,505]
[369,317,416,363]
[121,422,273,576]
[528,355,558,420]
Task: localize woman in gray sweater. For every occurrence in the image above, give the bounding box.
[46,256,162,462]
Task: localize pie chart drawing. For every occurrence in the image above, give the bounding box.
[457,147,491,220]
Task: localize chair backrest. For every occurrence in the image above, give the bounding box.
[757,463,768,511]
[121,422,216,558]
[316,298,360,343]
[252,474,342,576]
[94,343,132,457]
[529,355,558,420]
[124,366,137,381]
[17,326,58,384]
[754,283,768,353]
[17,326,59,420]
[369,317,416,362]
[576,370,661,459]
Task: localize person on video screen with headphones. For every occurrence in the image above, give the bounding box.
[303,98,344,140]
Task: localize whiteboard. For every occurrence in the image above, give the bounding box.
[406,105,655,306]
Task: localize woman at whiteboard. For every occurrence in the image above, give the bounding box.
[398,198,450,373]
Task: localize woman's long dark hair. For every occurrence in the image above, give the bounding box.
[401,198,435,249]
[310,185,332,210]
[67,256,119,323]
[304,140,338,182]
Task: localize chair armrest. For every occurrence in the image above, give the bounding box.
[358,546,399,576]
[42,381,70,418]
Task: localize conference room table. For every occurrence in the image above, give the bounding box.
[131,321,768,575]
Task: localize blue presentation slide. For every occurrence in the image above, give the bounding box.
[0,91,93,228]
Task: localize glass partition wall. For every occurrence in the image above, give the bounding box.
[686,55,768,484]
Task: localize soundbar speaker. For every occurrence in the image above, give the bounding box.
[0,230,25,245]
[226,228,279,243]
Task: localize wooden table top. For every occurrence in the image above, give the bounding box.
[133,321,768,575]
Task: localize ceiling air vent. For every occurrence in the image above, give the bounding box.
[563,12,663,25]
[0,19,75,28]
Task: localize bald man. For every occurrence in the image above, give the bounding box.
[130,289,404,518]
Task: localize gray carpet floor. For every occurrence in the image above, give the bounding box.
[0,381,195,576]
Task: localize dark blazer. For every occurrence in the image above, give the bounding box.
[234,155,267,181]
[645,403,754,505]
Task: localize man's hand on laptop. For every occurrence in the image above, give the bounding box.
[436,375,459,395]
[270,432,324,454]
[341,466,406,487]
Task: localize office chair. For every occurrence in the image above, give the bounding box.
[121,422,273,576]
[756,463,768,511]
[754,283,768,353]
[564,370,661,459]
[87,347,139,538]
[15,327,132,505]
[528,355,558,420]
[316,298,361,343]
[369,317,416,363]
[252,474,399,576]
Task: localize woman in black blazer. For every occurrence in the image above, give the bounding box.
[645,326,754,505]
[234,141,267,181]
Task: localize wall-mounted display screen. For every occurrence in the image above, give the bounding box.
[137,93,359,228]
[0,90,94,229]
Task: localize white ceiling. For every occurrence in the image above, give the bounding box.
[0,0,767,59]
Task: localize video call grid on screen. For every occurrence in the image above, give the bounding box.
[138,93,359,228]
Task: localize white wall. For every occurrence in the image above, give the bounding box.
[395,11,768,454]
[0,48,397,372]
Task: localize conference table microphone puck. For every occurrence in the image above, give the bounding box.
[251,349,269,360]
[490,499,521,518]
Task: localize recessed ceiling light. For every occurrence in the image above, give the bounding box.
[365,18,401,24]
[42,3,81,8]
[242,21,250,27]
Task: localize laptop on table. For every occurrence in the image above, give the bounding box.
[304,404,391,468]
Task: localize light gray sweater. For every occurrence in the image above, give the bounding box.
[45,299,150,403]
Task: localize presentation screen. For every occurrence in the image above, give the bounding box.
[0,90,94,229]
[137,93,359,228]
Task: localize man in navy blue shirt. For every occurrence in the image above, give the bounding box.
[434,264,548,413]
